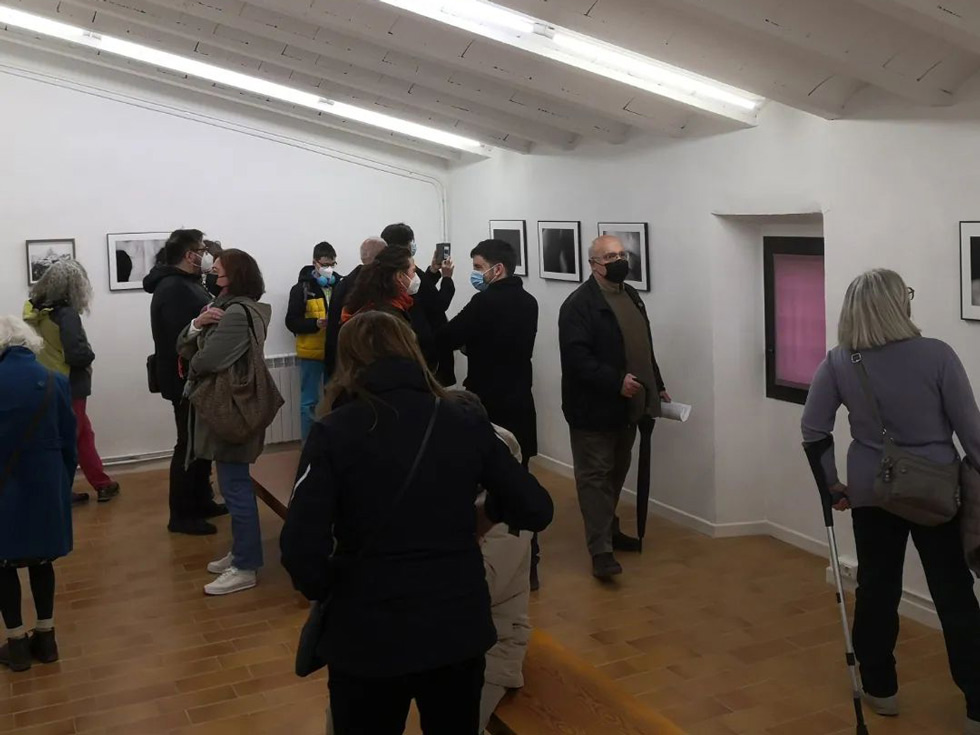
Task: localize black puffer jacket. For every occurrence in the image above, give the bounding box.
[143,266,211,402]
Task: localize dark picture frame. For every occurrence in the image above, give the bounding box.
[763,236,825,405]
[26,239,76,286]
[597,222,650,292]
[489,220,528,277]
[959,221,980,321]
[538,221,582,282]
[107,232,170,291]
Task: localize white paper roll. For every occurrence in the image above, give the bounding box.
[660,401,692,423]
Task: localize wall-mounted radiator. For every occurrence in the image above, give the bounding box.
[264,354,302,445]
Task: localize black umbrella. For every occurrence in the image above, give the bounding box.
[634,381,657,550]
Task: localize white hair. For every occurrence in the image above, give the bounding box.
[838,269,921,350]
[0,316,44,354]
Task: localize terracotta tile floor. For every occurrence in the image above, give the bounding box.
[0,457,967,734]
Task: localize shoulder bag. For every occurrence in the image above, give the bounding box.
[294,396,442,677]
[189,305,284,444]
[852,352,961,526]
[0,372,55,496]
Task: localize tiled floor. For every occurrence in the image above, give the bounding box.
[0,457,968,734]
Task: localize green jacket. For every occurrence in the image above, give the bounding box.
[177,295,273,464]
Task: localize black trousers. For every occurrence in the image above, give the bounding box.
[328,657,485,735]
[0,564,55,630]
[852,507,980,719]
[169,399,213,522]
[521,456,541,572]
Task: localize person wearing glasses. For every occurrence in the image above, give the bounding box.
[558,235,669,580]
[144,229,227,536]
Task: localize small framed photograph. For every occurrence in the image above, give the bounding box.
[108,232,170,291]
[26,239,75,286]
[489,220,528,277]
[598,222,650,292]
[538,221,582,282]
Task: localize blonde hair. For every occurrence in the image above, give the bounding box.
[0,315,44,354]
[29,259,93,314]
[838,269,920,351]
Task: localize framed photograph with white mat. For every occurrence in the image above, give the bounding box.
[960,221,980,321]
[538,221,582,282]
[598,222,650,292]
[26,239,75,286]
[108,232,169,291]
[489,220,528,277]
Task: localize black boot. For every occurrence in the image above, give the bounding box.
[612,532,643,553]
[0,636,32,672]
[168,518,217,536]
[71,491,90,505]
[202,501,229,519]
[97,482,120,503]
[29,629,59,664]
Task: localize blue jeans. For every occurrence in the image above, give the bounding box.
[299,359,325,442]
[216,462,263,571]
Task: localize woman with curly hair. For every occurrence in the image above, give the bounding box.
[24,260,120,505]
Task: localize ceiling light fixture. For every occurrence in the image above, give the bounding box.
[377,0,764,122]
[0,4,485,152]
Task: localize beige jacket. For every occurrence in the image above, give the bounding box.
[481,425,533,689]
[960,460,980,577]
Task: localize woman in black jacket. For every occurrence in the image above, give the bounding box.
[280,311,553,735]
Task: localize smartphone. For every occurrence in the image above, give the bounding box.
[437,242,451,262]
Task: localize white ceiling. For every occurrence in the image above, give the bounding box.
[3,0,980,159]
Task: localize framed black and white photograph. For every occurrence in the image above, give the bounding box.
[26,239,75,286]
[108,232,169,291]
[598,222,650,292]
[960,222,980,321]
[538,221,582,282]
[489,220,528,277]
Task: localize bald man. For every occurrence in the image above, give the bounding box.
[323,237,387,377]
[558,235,670,579]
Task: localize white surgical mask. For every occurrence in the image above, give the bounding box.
[198,252,214,274]
[407,272,421,295]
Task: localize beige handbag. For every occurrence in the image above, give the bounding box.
[852,353,961,526]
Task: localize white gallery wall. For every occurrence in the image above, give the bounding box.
[449,98,980,610]
[0,44,447,462]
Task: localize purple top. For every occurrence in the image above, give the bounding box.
[801,337,980,508]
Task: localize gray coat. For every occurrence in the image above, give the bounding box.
[177,295,272,464]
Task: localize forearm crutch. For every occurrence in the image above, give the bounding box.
[803,436,869,735]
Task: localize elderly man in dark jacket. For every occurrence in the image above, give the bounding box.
[143,229,225,536]
[559,235,669,580]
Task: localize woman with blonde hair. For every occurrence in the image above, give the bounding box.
[0,316,76,672]
[802,269,980,734]
[24,260,119,504]
[281,310,553,735]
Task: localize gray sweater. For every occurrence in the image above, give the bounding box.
[801,337,980,508]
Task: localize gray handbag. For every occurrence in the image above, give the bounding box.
[852,353,961,526]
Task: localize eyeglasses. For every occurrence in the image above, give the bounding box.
[908,287,915,301]
[591,252,628,265]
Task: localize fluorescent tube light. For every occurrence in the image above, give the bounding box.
[378,0,764,121]
[0,4,484,151]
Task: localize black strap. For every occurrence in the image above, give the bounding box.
[0,372,55,495]
[851,352,891,444]
[357,396,441,558]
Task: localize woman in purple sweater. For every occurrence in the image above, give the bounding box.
[802,269,980,735]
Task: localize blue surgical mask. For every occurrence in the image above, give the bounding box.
[470,270,489,292]
[316,265,335,288]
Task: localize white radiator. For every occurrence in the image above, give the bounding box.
[264,354,302,444]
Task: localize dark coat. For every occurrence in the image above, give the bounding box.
[280,357,554,678]
[0,348,76,562]
[285,266,336,336]
[558,276,665,431]
[438,277,539,458]
[418,269,457,386]
[23,301,95,399]
[144,266,212,402]
[323,264,360,377]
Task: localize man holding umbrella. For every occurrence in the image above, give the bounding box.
[558,235,669,579]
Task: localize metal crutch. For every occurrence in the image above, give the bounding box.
[803,436,869,735]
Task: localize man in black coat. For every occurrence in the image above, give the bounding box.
[323,237,386,377]
[558,235,670,579]
[143,229,225,536]
[437,239,540,584]
[381,222,457,386]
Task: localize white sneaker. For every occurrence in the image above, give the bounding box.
[207,552,233,575]
[966,717,980,735]
[863,693,899,717]
[204,567,256,596]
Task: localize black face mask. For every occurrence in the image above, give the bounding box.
[205,273,222,297]
[603,259,630,284]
